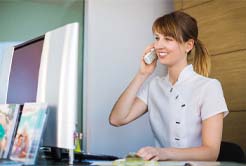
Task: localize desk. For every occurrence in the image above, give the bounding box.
[90,161,245,166]
[37,151,244,166]
[35,151,246,166]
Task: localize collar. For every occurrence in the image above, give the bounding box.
[164,64,195,86]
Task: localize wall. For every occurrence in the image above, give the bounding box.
[174,0,246,150]
[0,0,84,132]
[83,0,173,157]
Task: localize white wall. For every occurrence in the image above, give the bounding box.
[83,0,173,157]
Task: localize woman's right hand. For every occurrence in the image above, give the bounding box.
[139,44,157,77]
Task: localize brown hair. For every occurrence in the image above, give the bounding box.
[152,11,211,77]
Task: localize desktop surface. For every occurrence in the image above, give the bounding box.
[36,150,246,166]
[36,159,246,166]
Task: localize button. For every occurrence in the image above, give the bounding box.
[170,88,173,93]
[175,138,180,141]
[175,95,179,99]
[181,104,186,107]
[184,163,192,166]
[176,122,180,124]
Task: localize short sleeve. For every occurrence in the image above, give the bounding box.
[201,79,229,120]
[136,83,149,105]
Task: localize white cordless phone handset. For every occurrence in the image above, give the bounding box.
[144,48,157,65]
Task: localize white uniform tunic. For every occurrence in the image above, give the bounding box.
[137,65,229,148]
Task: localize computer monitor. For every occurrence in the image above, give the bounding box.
[7,36,44,104]
[0,23,79,151]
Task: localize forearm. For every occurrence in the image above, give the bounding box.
[109,72,148,126]
[160,146,219,161]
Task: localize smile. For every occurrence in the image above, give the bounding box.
[159,52,167,57]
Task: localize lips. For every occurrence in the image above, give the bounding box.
[159,52,167,57]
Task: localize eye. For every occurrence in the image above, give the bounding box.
[164,37,174,41]
[164,36,174,41]
[154,36,160,41]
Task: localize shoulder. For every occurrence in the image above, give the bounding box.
[194,73,222,89]
[137,75,164,93]
[194,74,224,99]
[149,75,167,87]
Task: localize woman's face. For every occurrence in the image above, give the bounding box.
[154,32,187,67]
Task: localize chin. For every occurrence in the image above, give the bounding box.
[158,60,169,65]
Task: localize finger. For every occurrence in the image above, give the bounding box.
[135,152,142,158]
[137,147,146,154]
[146,43,155,50]
[143,153,155,161]
[144,44,155,55]
[136,150,146,158]
[151,156,159,161]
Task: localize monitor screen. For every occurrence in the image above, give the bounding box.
[7,36,44,104]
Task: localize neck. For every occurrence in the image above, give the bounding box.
[168,61,188,85]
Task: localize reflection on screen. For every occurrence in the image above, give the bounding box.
[7,37,44,104]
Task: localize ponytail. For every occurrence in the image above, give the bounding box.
[193,39,211,77]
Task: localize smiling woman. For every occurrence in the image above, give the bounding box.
[109,11,228,161]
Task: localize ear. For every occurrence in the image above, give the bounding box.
[185,39,194,53]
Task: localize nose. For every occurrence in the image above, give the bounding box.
[154,42,158,50]
[154,40,162,50]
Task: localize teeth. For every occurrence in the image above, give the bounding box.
[159,52,167,57]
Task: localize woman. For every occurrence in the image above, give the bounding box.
[109,11,228,161]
